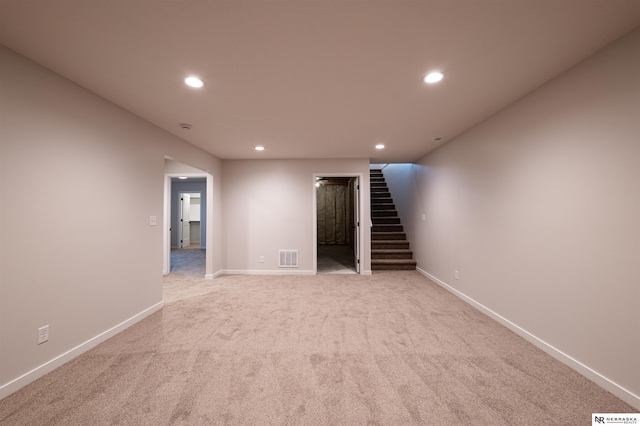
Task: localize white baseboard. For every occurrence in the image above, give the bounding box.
[0,301,164,400]
[360,269,372,275]
[205,270,225,280]
[214,270,370,277]
[223,269,316,276]
[416,267,640,410]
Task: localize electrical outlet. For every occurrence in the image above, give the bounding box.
[455,270,459,280]
[259,256,265,263]
[38,325,49,345]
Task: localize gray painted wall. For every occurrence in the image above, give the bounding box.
[382,28,640,407]
[0,46,223,397]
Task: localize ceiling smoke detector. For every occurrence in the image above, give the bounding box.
[180,123,192,130]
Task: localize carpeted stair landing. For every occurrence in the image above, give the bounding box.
[371,169,417,270]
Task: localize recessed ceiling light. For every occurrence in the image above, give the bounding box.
[433,137,443,142]
[255,145,265,151]
[375,144,385,150]
[423,72,444,84]
[184,76,204,88]
[180,123,192,130]
[178,176,188,180]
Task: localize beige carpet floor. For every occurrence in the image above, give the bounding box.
[0,271,634,425]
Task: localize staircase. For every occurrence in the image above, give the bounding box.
[370,169,417,270]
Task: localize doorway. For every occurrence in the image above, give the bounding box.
[314,175,361,274]
[163,174,209,277]
[178,192,202,249]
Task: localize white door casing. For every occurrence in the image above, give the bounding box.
[313,172,363,275]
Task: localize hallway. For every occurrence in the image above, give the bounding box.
[164,246,208,303]
[169,245,205,277]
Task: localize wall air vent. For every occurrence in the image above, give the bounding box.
[279,250,298,268]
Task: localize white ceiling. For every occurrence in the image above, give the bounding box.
[2,1,639,163]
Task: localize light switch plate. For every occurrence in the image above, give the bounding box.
[38,325,49,345]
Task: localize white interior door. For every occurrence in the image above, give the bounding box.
[180,193,191,248]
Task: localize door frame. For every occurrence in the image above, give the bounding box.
[178,192,203,248]
[163,173,211,276]
[312,172,364,274]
